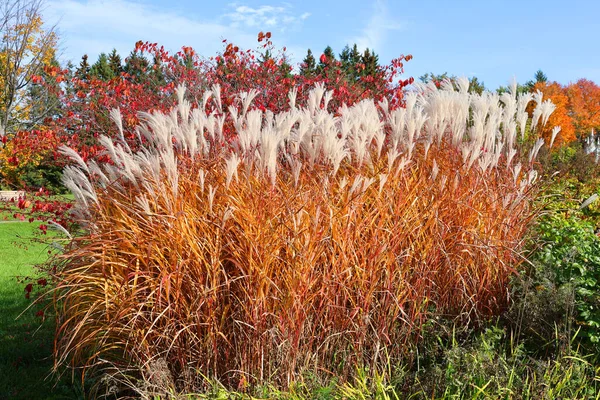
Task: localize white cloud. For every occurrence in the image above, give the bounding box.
[223,3,310,31]
[352,0,403,52]
[43,0,310,64]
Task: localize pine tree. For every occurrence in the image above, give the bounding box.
[300,49,316,77]
[150,53,166,86]
[77,54,90,80]
[350,44,361,66]
[317,45,336,73]
[361,48,379,77]
[124,50,150,81]
[339,45,352,73]
[108,49,122,77]
[468,76,485,95]
[278,55,293,79]
[525,70,548,91]
[339,44,363,82]
[90,53,115,81]
[260,49,272,63]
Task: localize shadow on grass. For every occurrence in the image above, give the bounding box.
[0,286,83,400]
[0,222,82,400]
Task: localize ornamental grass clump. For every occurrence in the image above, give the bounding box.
[53,78,557,393]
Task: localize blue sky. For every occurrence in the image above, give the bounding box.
[44,0,600,90]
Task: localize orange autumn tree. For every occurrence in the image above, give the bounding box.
[532,81,576,146]
[566,78,600,137]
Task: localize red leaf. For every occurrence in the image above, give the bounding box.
[24,283,33,298]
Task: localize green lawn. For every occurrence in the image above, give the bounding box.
[0,222,81,400]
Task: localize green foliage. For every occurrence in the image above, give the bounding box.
[124,50,150,80]
[108,48,122,76]
[76,54,90,80]
[18,161,65,193]
[525,69,548,91]
[89,52,116,81]
[537,141,600,183]
[339,44,362,82]
[153,324,600,399]
[360,48,379,77]
[317,45,336,73]
[419,72,485,94]
[530,211,600,346]
[299,49,316,76]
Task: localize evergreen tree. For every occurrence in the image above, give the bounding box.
[300,49,316,77]
[124,50,150,81]
[90,53,115,81]
[525,70,548,91]
[339,44,366,82]
[419,72,449,84]
[420,72,487,94]
[350,44,361,66]
[318,45,336,72]
[323,46,335,60]
[150,53,167,87]
[278,55,293,79]
[108,49,122,77]
[260,49,272,63]
[339,45,352,73]
[361,48,379,77]
[77,54,90,80]
[180,52,195,70]
[468,76,485,95]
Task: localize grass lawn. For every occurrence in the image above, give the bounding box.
[0,222,81,400]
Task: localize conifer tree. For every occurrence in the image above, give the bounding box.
[339,44,363,82]
[77,54,90,80]
[300,49,316,77]
[339,45,352,73]
[149,53,166,86]
[525,70,548,91]
[90,53,115,81]
[350,44,361,66]
[317,45,336,73]
[108,49,122,77]
[124,50,150,80]
[361,48,379,77]
[278,55,293,79]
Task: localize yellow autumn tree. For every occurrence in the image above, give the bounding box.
[0,0,56,136]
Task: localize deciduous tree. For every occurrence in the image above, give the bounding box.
[0,0,56,135]
[566,78,600,137]
[532,81,576,145]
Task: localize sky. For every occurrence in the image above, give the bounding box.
[43,0,600,90]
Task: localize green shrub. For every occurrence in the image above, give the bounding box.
[527,212,600,347]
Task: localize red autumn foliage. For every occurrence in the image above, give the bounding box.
[5,33,412,234]
[31,33,412,161]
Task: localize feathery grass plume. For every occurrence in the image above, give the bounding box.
[53,81,557,394]
[549,126,562,148]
